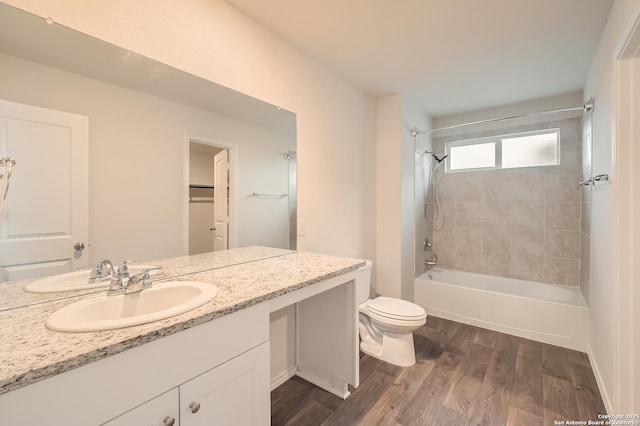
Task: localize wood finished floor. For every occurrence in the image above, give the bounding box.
[271,316,606,426]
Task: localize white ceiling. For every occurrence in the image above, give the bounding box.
[224,0,614,117]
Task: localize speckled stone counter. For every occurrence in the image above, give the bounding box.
[0,250,365,395]
[0,246,294,312]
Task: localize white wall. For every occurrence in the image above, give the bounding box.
[376,95,429,300]
[0,52,293,262]
[189,146,218,186]
[583,0,640,412]
[376,95,402,298]
[0,0,377,263]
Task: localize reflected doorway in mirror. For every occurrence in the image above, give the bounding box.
[187,137,236,256]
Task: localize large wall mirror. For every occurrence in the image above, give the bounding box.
[0,3,297,310]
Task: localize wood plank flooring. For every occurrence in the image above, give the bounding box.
[271,316,606,426]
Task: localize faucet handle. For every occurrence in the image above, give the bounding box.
[140,269,152,289]
[90,262,101,279]
[117,260,130,278]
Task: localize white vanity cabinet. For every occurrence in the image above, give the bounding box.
[0,303,270,426]
[103,343,270,426]
[0,253,366,426]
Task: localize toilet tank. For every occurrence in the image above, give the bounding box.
[356,260,373,304]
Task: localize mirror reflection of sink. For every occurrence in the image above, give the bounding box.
[45,281,219,333]
[24,265,160,293]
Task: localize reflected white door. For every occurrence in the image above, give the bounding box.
[213,150,228,251]
[0,100,88,282]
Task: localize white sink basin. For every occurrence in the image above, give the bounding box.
[24,265,160,293]
[45,281,218,332]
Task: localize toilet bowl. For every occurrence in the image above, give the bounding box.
[357,261,427,367]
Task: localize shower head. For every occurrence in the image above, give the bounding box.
[425,151,448,163]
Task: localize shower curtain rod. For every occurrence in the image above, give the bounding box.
[412,100,593,137]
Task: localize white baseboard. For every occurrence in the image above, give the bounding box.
[295,369,350,399]
[587,344,614,414]
[270,366,297,391]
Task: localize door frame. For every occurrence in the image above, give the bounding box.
[184,134,239,255]
[614,11,640,412]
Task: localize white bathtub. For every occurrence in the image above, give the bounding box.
[414,268,590,351]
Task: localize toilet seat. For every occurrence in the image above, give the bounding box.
[367,297,427,322]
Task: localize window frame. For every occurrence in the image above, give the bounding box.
[444,128,560,173]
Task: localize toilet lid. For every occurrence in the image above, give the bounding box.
[368,297,426,320]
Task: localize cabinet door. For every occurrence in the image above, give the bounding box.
[101,388,179,426]
[180,342,270,426]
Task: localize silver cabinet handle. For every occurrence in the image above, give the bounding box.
[74,242,85,251]
[163,416,175,426]
[189,402,200,413]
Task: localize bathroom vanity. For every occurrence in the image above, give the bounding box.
[0,249,366,425]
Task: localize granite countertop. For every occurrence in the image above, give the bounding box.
[0,250,365,395]
[0,246,295,312]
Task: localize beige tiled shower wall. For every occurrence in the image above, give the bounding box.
[431,117,583,286]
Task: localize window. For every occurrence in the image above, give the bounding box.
[445,128,560,172]
[449,142,496,170]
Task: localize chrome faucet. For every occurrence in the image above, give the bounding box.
[125,269,152,294]
[89,259,116,283]
[108,268,152,296]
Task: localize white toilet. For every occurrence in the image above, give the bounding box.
[357,261,427,367]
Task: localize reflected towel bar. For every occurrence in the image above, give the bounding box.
[252,192,288,198]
